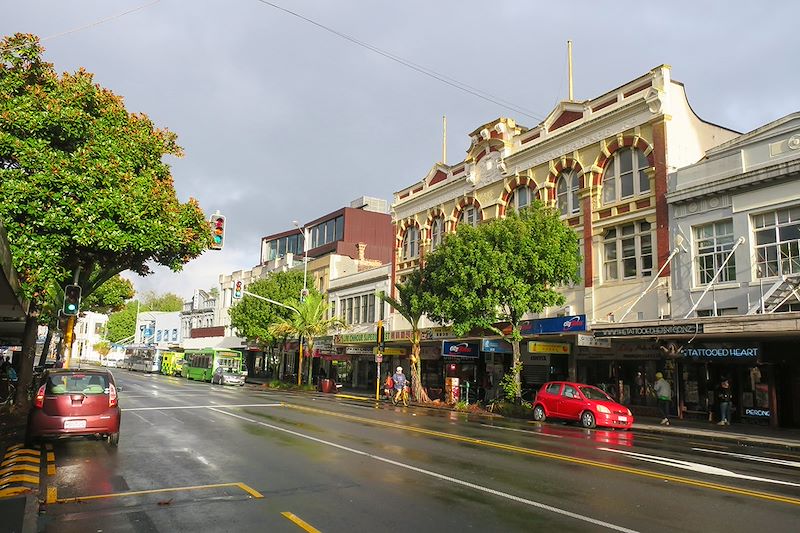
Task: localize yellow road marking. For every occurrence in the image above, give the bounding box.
[46,486,57,504]
[47,464,56,476]
[3,449,40,460]
[7,444,25,451]
[335,394,371,401]
[46,452,55,462]
[55,482,264,503]
[0,474,39,485]
[1,456,40,468]
[763,451,800,461]
[689,441,727,449]
[281,512,321,533]
[281,403,800,506]
[0,464,39,476]
[0,487,34,498]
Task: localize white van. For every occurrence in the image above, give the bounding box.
[104,351,126,368]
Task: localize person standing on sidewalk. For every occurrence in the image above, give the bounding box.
[717,378,733,426]
[654,372,672,426]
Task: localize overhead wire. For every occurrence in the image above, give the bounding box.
[253,0,547,122]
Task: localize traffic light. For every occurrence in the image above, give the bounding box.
[63,284,82,316]
[210,213,226,250]
[233,280,243,299]
[376,320,385,352]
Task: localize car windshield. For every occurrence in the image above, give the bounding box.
[580,386,613,401]
[47,373,109,395]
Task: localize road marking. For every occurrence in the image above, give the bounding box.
[692,448,800,468]
[600,448,800,488]
[479,424,563,438]
[55,482,264,503]
[0,464,39,476]
[281,402,800,506]
[1,456,39,467]
[123,403,282,412]
[210,407,638,532]
[281,512,321,533]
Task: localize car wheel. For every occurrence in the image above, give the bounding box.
[580,411,596,429]
[108,432,119,447]
[533,405,546,422]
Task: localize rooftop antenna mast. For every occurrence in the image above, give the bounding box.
[442,115,447,164]
[567,40,574,101]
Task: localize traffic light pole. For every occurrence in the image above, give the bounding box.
[63,268,81,369]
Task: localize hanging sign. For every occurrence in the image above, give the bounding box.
[442,341,480,358]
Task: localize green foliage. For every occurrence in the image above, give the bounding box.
[105,300,137,343]
[500,363,523,402]
[93,341,111,357]
[0,33,210,311]
[454,400,469,412]
[139,290,183,312]
[229,271,310,346]
[81,275,134,314]
[423,203,581,339]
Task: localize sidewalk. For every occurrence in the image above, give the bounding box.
[0,408,38,533]
[250,380,800,452]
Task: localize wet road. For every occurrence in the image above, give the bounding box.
[39,368,800,532]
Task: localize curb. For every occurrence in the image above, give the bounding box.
[631,424,800,452]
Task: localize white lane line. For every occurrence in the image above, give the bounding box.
[600,447,800,488]
[479,424,563,438]
[129,411,154,425]
[210,407,638,533]
[124,403,282,412]
[692,448,800,468]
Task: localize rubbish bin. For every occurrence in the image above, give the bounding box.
[320,378,336,393]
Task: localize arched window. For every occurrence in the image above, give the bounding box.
[430,217,444,250]
[602,148,650,204]
[508,186,535,212]
[458,205,480,227]
[556,171,580,216]
[402,226,419,259]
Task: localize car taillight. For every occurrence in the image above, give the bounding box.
[34,385,46,408]
[109,383,118,407]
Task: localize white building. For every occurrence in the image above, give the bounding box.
[135,311,182,348]
[70,311,108,363]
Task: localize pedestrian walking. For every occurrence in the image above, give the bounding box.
[653,372,672,426]
[717,378,733,426]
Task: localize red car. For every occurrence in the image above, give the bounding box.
[532,381,633,430]
[26,368,121,446]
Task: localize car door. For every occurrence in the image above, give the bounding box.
[558,384,584,421]
[540,382,563,417]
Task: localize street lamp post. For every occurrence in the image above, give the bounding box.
[293,221,309,301]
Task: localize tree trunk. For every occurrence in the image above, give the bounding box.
[14,309,40,410]
[306,338,314,386]
[512,338,522,402]
[37,322,55,367]
[410,329,430,403]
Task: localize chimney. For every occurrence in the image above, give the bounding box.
[356,243,367,261]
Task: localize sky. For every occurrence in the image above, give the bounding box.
[3,1,799,301]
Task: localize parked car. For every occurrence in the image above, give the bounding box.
[26,368,121,447]
[532,381,633,430]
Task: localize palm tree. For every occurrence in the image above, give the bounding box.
[269,292,345,386]
[380,269,431,403]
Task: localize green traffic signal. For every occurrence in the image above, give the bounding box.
[63,284,82,316]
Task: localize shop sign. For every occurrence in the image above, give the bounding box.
[345,346,374,355]
[680,345,759,360]
[522,354,549,365]
[314,340,334,352]
[515,315,587,335]
[442,341,480,358]
[374,346,407,356]
[480,339,513,353]
[336,332,376,344]
[419,346,441,360]
[421,327,453,340]
[744,408,770,418]
[528,341,570,354]
[576,334,611,348]
[594,323,704,338]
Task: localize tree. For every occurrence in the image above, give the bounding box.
[139,291,183,312]
[81,275,135,315]
[0,34,210,406]
[380,270,431,403]
[105,301,138,343]
[269,292,345,386]
[422,203,581,401]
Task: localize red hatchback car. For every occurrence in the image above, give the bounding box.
[26,368,121,446]
[532,381,633,430]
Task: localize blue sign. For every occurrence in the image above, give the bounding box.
[480,339,513,353]
[518,315,587,335]
[442,341,480,358]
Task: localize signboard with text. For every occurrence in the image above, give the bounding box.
[594,324,703,338]
[512,315,587,336]
[480,339,513,353]
[442,341,480,358]
[527,341,570,354]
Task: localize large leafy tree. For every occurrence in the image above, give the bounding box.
[380,269,430,403]
[0,34,210,406]
[269,292,345,386]
[423,203,581,401]
[105,300,138,344]
[139,290,183,312]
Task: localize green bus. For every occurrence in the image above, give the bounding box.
[182,348,244,383]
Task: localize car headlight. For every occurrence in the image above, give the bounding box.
[596,405,611,414]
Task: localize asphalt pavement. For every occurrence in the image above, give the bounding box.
[3,372,800,532]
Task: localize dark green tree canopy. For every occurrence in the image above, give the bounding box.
[139,290,183,312]
[0,33,210,308]
[229,270,311,346]
[81,275,135,315]
[423,203,581,340]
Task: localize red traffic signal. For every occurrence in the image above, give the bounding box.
[210,214,226,250]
